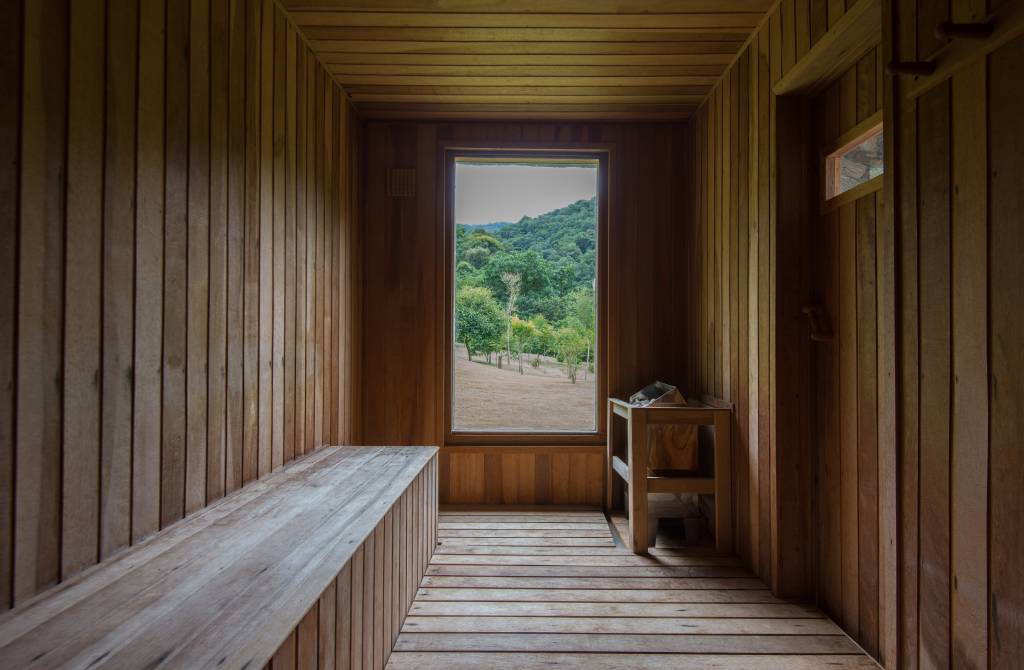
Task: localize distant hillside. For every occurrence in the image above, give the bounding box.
[455,197,598,326]
[461,220,511,233]
[493,197,596,264]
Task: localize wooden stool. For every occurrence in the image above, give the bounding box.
[605,397,733,554]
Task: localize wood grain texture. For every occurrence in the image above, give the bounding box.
[3,0,361,610]
[361,121,688,506]
[272,1,774,118]
[0,0,22,614]
[685,2,892,660]
[391,509,870,667]
[987,34,1024,669]
[15,0,68,604]
[0,447,437,670]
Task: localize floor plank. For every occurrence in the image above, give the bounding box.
[388,508,873,669]
[415,588,783,603]
[426,565,749,578]
[430,553,742,566]
[387,653,877,669]
[420,576,766,589]
[395,632,861,654]
[402,616,844,635]
[408,601,823,618]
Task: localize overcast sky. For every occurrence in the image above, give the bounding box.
[454,163,598,226]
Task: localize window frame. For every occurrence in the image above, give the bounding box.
[820,111,884,214]
[442,147,610,447]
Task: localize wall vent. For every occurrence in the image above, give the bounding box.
[387,168,416,197]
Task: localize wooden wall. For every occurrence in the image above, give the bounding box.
[360,121,690,506]
[810,49,885,659]
[266,457,437,670]
[1,0,361,610]
[684,0,895,663]
[893,0,1024,666]
[689,0,1024,666]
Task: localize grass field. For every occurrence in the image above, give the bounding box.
[452,344,596,432]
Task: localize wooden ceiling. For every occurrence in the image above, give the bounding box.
[280,0,774,119]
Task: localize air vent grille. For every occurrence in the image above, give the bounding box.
[386,168,416,197]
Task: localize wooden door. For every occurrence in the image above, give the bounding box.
[807,48,884,657]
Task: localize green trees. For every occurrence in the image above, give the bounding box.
[554,327,587,383]
[455,286,503,361]
[454,197,597,382]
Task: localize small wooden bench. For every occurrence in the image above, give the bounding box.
[0,446,438,670]
[606,397,733,555]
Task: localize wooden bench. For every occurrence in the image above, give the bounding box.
[606,397,733,555]
[0,446,438,670]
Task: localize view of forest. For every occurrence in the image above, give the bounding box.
[454,196,598,385]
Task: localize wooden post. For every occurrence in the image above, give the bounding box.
[605,399,614,511]
[713,409,734,554]
[627,407,649,553]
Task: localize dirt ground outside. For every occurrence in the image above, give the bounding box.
[452,344,597,431]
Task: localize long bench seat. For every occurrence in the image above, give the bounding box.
[0,446,438,670]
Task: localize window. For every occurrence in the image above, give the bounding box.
[825,123,883,200]
[449,154,601,435]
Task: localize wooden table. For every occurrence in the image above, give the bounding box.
[606,398,733,554]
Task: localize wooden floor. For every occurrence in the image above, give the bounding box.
[386,508,875,669]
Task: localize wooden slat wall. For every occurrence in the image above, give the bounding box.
[360,121,690,507]
[684,0,895,664]
[267,455,438,670]
[810,49,884,659]
[1,0,361,610]
[893,0,1024,666]
[275,0,774,120]
[690,0,1024,667]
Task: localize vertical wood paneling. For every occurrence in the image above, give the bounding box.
[267,460,436,669]
[0,0,22,612]
[258,0,273,480]
[272,6,286,471]
[187,0,211,516]
[162,0,189,527]
[988,35,1024,669]
[949,57,988,668]
[15,0,68,602]
[243,0,261,486]
[692,1,1024,667]
[208,0,230,503]
[3,0,360,609]
[889,19,1024,668]
[225,0,246,495]
[361,121,687,505]
[687,3,892,660]
[284,22,297,465]
[132,0,165,543]
[917,82,952,668]
[62,0,106,577]
[101,0,138,559]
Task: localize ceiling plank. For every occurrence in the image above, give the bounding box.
[325,64,726,76]
[280,0,773,14]
[279,0,773,119]
[289,12,762,29]
[309,40,744,55]
[318,53,737,65]
[341,84,712,96]
[300,27,753,42]
[331,75,722,86]
[348,94,705,103]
